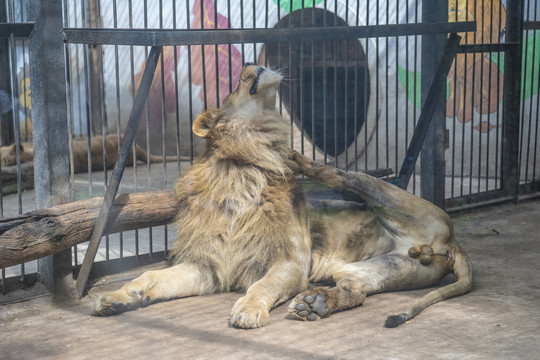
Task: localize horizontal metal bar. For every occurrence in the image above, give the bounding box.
[524,21,540,30]
[447,183,540,212]
[456,43,518,53]
[63,22,476,46]
[446,193,513,213]
[0,22,34,38]
[73,252,167,280]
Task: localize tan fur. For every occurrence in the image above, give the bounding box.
[94,65,473,329]
[0,134,187,172]
[0,143,33,167]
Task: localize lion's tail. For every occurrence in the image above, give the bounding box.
[385,244,474,328]
[134,144,191,164]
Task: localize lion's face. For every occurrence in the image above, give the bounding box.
[191,64,289,173]
[221,63,283,112]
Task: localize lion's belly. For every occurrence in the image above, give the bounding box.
[307,203,396,282]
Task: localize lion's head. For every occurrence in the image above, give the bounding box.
[191,64,290,175]
[0,143,33,167]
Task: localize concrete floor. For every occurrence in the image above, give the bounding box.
[1,200,539,360]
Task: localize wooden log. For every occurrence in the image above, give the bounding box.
[0,189,177,268]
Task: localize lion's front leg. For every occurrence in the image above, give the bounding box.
[229,262,308,329]
[94,262,214,316]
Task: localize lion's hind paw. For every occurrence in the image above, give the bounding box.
[289,291,331,321]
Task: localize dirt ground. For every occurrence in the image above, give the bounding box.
[1,200,539,360]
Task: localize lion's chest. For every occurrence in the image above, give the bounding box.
[173,178,298,290]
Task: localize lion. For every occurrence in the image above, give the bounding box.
[0,142,33,167]
[0,134,188,173]
[93,64,473,329]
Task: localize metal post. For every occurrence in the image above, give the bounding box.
[420,0,448,208]
[502,0,523,199]
[0,0,13,146]
[28,0,73,300]
[86,0,105,135]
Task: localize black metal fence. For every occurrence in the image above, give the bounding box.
[0,0,538,299]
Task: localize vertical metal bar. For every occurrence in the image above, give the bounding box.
[228,0,233,93]
[0,0,13,147]
[385,0,389,171]
[375,0,379,169]
[143,0,153,260]
[82,0,94,199]
[29,0,73,299]
[524,28,536,186]
[173,0,182,176]
[214,0,220,107]
[477,0,484,193]
[533,7,540,186]
[519,1,530,190]
[240,0,245,63]
[252,0,257,63]
[420,0,448,208]
[502,0,523,199]
[127,0,138,255]
[413,0,419,194]
[333,1,338,166]
[451,47,458,198]
[277,0,282,116]
[159,0,168,256]
[76,46,163,298]
[395,0,400,175]
[494,0,503,190]
[323,0,327,163]
[468,1,476,196]
[363,0,369,172]
[9,33,25,282]
[87,0,103,136]
[187,0,194,162]
[132,0,140,258]
[485,0,493,192]
[18,0,29,142]
[405,0,410,181]
[299,1,304,155]
[311,5,315,160]
[353,2,359,171]
[2,0,15,293]
[289,0,294,150]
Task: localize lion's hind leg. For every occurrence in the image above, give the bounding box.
[289,254,450,324]
[385,244,473,327]
[94,262,214,316]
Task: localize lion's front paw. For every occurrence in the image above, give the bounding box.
[288,288,332,321]
[93,289,150,316]
[229,296,270,329]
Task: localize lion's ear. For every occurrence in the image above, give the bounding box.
[193,109,218,138]
[9,143,23,155]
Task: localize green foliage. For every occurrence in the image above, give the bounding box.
[397,65,422,110]
[272,0,324,13]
